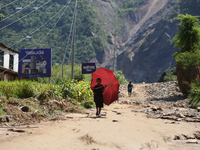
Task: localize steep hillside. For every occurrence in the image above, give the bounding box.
[0,0,107,65]
[1,0,200,83]
[103,0,200,83]
[117,0,179,83]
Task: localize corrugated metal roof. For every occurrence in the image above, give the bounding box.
[0,42,18,53]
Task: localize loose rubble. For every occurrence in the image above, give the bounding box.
[120,81,200,123]
[173,131,200,144]
[145,81,183,101]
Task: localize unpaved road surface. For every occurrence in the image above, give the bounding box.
[0,83,200,150]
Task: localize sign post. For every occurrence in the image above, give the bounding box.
[82,63,96,74]
[18,48,52,78]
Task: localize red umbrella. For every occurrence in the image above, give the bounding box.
[91,67,120,105]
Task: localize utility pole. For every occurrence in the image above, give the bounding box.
[71,0,77,80]
[61,37,64,79]
[113,30,116,72]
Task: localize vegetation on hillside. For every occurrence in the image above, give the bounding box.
[114,70,128,84]
[116,0,143,16]
[111,0,143,33]
[0,0,145,65]
[157,67,177,82]
[0,0,106,64]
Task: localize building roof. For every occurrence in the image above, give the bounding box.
[0,66,18,75]
[0,42,18,54]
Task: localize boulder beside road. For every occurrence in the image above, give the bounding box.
[197,107,200,112]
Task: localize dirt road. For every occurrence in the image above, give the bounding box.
[0,84,200,150]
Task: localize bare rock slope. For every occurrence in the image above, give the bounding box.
[117,0,179,83]
[93,0,180,83]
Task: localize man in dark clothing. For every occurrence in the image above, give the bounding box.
[93,78,107,116]
[128,82,133,97]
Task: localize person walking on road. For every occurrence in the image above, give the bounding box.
[128,82,133,97]
[93,78,107,117]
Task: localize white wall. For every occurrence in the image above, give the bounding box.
[13,53,18,72]
[4,50,9,69]
[0,46,18,72]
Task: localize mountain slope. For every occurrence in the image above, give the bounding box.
[1,0,200,83]
[0,0,107,65]
[102,0,200,83]
[116,0,179,83]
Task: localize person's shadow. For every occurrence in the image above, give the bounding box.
[89,115,107,119]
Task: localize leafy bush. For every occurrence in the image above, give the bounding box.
[0,81,33,98]
[157,67,177,82]
[0,79,94,109]
[189,81,200,108]
[62,80,93,102]
[114,70,128,84]
[171,14,200,95]
[0,81,60,99]
[82,100,95,109]
[74,73,85,82]
[0,98,6,117]
[16,82,35,98]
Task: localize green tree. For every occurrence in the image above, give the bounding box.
[157,67,177,82]
[172,14,200,95]
[114,70,128,84]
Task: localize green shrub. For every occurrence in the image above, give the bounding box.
[114,70,128,84]
[189,81,200,108]
[157,67,177,82]
[74,73,85,81]
[16,82,35,98]
[0,81,60,99]
[82,100,95,109]
[0,99,6,117]
[62,80,93,102]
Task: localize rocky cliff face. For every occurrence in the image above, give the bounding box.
[92,0,180,83]
[117,0,179,83]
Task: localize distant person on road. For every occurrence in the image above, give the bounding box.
[93,78,107,117]
[128,82,133,97]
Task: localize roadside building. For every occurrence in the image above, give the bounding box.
[0,43,18,81]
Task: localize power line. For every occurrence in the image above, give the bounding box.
[5,0,70,49]
[54,10,74,83]
[0,0,18,9]
[0,0,72,75]
[0,0,51,31]
[1,0,36,23]
[55,0,78,81]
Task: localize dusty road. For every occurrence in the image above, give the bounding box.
[0,84,200,150]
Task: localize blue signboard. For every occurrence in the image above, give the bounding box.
[18,48,52,77]
[82,63,96,74]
